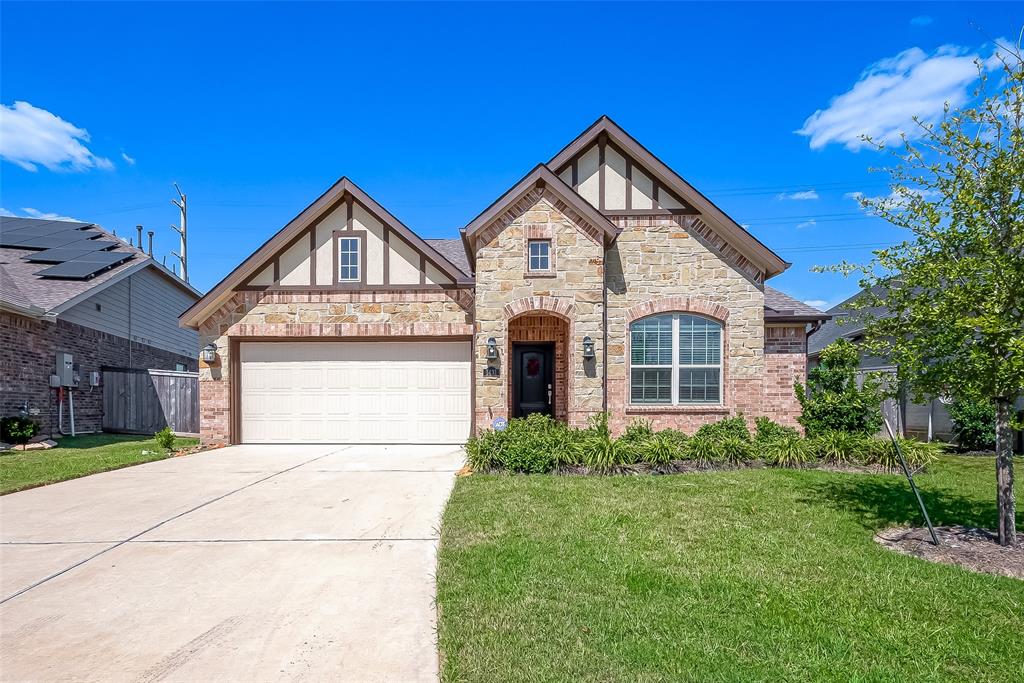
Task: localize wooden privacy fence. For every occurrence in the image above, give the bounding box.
[102,368,199,435]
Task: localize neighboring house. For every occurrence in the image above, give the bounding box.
[810,288,982,443]
[1,216,200,434]
[181,116,829,446]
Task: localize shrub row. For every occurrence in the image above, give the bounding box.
[465,413,942,474]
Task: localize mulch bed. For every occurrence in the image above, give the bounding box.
[481,460,917,476]
[876,526,1024,580]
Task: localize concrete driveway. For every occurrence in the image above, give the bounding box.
[0,444,465,682]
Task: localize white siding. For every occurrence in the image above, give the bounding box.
[60,267,198,358]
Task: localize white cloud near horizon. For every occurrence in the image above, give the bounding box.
[0,101,114,172]
[796,41,1005,151]
[777,189,819,201]
[796,219,817,229]
[803,299,830,309]
[121,150,136,166]
[0,206,82,222]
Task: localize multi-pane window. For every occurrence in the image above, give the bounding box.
[338,237,360,282]
[629,313,722,405]
[528,240,550,271]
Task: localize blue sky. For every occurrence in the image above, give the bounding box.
[1,2,1020,308]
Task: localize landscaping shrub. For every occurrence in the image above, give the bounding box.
[644,431,684,464]
[154,427,176,451]
[686,435,720,466]
[694,415,751,443]
[794,338,884,437]
[719,436,753,464]
[947,396,996,451]
[762,436,812,468]
[1,416,40,446]
[753,416,800,445]
[811,430,859,464]
[580,412,637,471]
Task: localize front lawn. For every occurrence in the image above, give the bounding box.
[0,433,199,494]
[437,455,1023,682]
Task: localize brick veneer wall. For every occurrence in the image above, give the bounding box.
[471,191,605,430]
[0,311,197,435]
[196,288,474,445]
[763,325,808,428]
[604,215,767,433]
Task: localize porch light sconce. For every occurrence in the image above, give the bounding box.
[201,343,218,364]
[486,337,499,360]
[582,336,596,360]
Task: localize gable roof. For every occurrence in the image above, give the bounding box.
[180,177,472,328]
[461,163,619,256]
[807,286,888,356]
[0,216,198,318]
[548,116,790,279]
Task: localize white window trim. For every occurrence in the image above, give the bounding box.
[629,313,723,405]
[338,237,360,282]
[528,240,551,272]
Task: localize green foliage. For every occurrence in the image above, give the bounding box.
[620,418,655,444]
[1,416,40,446]
[795,339,884,437]
[644,431,684,465]
[811,430,860,464]
[947,396,996,451]
[754,416,800,444]
[694,415,751,443]
[685,435,720,466]
[719,436,753,465]
[154,426,176,451]
[762,437,812,468]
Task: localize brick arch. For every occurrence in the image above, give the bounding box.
[503,296,575,321]
[625,296,730,324]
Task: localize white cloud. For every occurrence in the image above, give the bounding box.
[803,299,830,309]
[796,220,817,229]
[121,150,136,166]
[845,188,937,212]
[910,15,933,27]
[3,207,83,222]
[796,42,1004,151]
[777,189,819,201]
[0,101,114,172]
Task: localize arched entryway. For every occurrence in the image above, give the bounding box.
[507,313,571,422]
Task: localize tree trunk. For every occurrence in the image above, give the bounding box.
[995,398,1017,546]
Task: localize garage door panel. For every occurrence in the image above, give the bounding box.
[240,341,471,444]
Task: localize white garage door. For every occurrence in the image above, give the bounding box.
[239,341,471,444]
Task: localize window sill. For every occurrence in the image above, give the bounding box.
[524,271,557,279]
[625,405,730,415]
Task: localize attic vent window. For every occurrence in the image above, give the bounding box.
[528,240,551,272]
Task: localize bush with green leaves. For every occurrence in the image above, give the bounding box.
[810,430,859,464]
[947,396,996,451]
[685,435,720,466]
[762,436,812,468]
[794,338,884,437]
[694,415,751,443]
[1,416,40,446]
[154,426,176,451]
[753,416,800,445]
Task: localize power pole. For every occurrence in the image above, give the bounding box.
[170,183,188,282]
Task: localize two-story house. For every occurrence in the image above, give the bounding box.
[180,117,828,446]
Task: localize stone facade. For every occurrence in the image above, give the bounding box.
[472,190,606,429]
[0,311,196,435]
[604,215,768,433]
[196,288,474,445]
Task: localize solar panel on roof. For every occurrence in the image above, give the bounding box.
[2,233,103,249]
[0,222,91,239]
[36,253,134,279]
[22,242,119,263]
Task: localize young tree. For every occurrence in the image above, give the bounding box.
[794,338,885,437]
[827,47,1023,546]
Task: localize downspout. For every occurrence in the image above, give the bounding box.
[128,276,133,367]
[602,248,608,415]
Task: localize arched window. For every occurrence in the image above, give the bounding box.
[629,313,722,405]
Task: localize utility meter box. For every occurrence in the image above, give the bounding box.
[55,352,78,387]
[88,371,100,387]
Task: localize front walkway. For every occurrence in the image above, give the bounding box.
[0,444,464,682]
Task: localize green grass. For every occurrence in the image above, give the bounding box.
[437,455,1024,682]
[0,433,199,494]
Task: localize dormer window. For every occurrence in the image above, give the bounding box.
[528,240,551,272]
